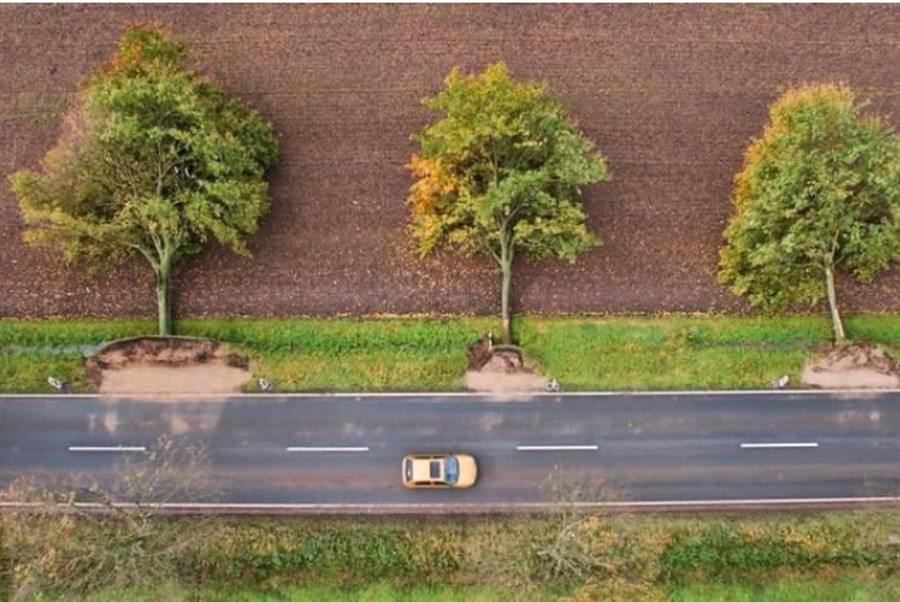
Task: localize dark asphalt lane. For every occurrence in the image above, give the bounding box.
[1,392,898,508]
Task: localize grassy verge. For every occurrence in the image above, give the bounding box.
[671,573,900,601]
[3,510,898,601]
[0,319,155,393]
[2,314,899,393]
[45,583,523,602]
[32,575,900,601]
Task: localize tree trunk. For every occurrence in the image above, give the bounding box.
[155,259,173,336]
[824,256,845,343]
[500,238,513,345]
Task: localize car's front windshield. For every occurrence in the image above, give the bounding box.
[444,456,459,484]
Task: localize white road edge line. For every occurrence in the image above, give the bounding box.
[4,388,899,399]
[1,497,897,511]
[740,442,819,449]
[517,445,599,451]
[67,446,147,452]
[285,447,369,452]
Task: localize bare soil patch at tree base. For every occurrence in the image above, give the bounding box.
[86,337,251,395]
[465,346,548,393]
[802,342,900,389]
[464,371,548,393]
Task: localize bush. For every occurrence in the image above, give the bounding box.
[3,510,899,599]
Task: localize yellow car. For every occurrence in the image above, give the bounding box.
[402,453,478,489]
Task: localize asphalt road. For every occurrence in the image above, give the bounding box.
[1,391,898,511]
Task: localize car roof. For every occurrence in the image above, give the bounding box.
[410,456,442,482]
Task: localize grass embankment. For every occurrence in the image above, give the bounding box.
[45,583,519,602]
[44,576,900,602]
[3,510,898,601]
[0,319,151,393]
[2,314,900,392]
[671,575,900,601]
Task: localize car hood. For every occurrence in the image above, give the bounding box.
[455,454,478,487]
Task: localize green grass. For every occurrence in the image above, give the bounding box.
[29,576,900,602]
[182,316,497,391]
[670,573,900,601]
[656,512,899,582]
[0,318,153,347]
[4,509,899,601]
[517,315,830,390]
[249,349,466,391]
[31,576,900,601]
[2,314,900,393]
[45,583,526,602]
[0,352,94,393]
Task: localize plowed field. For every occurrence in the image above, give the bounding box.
[2,5,899,318]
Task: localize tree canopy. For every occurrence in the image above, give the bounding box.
[408,62,609,344]
[11,24,279,335]
[719,83,900,341]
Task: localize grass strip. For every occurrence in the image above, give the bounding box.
[45,583,524,602]
[2,314,899,393]
[31,574,900,601]
[670,573,900,602]
[3,510,898,601]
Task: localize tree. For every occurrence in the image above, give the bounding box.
[408,62,609,345]
[719,84,900,342]
[11,25,279,335]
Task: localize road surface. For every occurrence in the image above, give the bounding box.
[1,391,898,512]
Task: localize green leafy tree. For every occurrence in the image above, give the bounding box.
[719,84,900,342]
[11,25,279,335]
[408,62,609,345]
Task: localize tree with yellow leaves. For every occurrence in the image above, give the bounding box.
[408,62,609,344]
[720,84,900,342]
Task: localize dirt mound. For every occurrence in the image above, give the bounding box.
[465,343,547,393]
[466,332,494,371]
[479,346,526,373]
[802,342,900,389]
[86,337,251,395]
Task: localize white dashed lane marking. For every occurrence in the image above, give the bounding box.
[740,442,819,449]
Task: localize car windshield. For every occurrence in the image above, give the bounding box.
[444,456,459,484]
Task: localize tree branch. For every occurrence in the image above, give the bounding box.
[482,239,502,265]
[128,243,159,270]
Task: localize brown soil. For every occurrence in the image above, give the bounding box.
[465,345,547,393]
[802,342,900,389]
[86,337,251,395]
[464,371,548,394]
[479,347,526,373]
[98,364,251,395]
